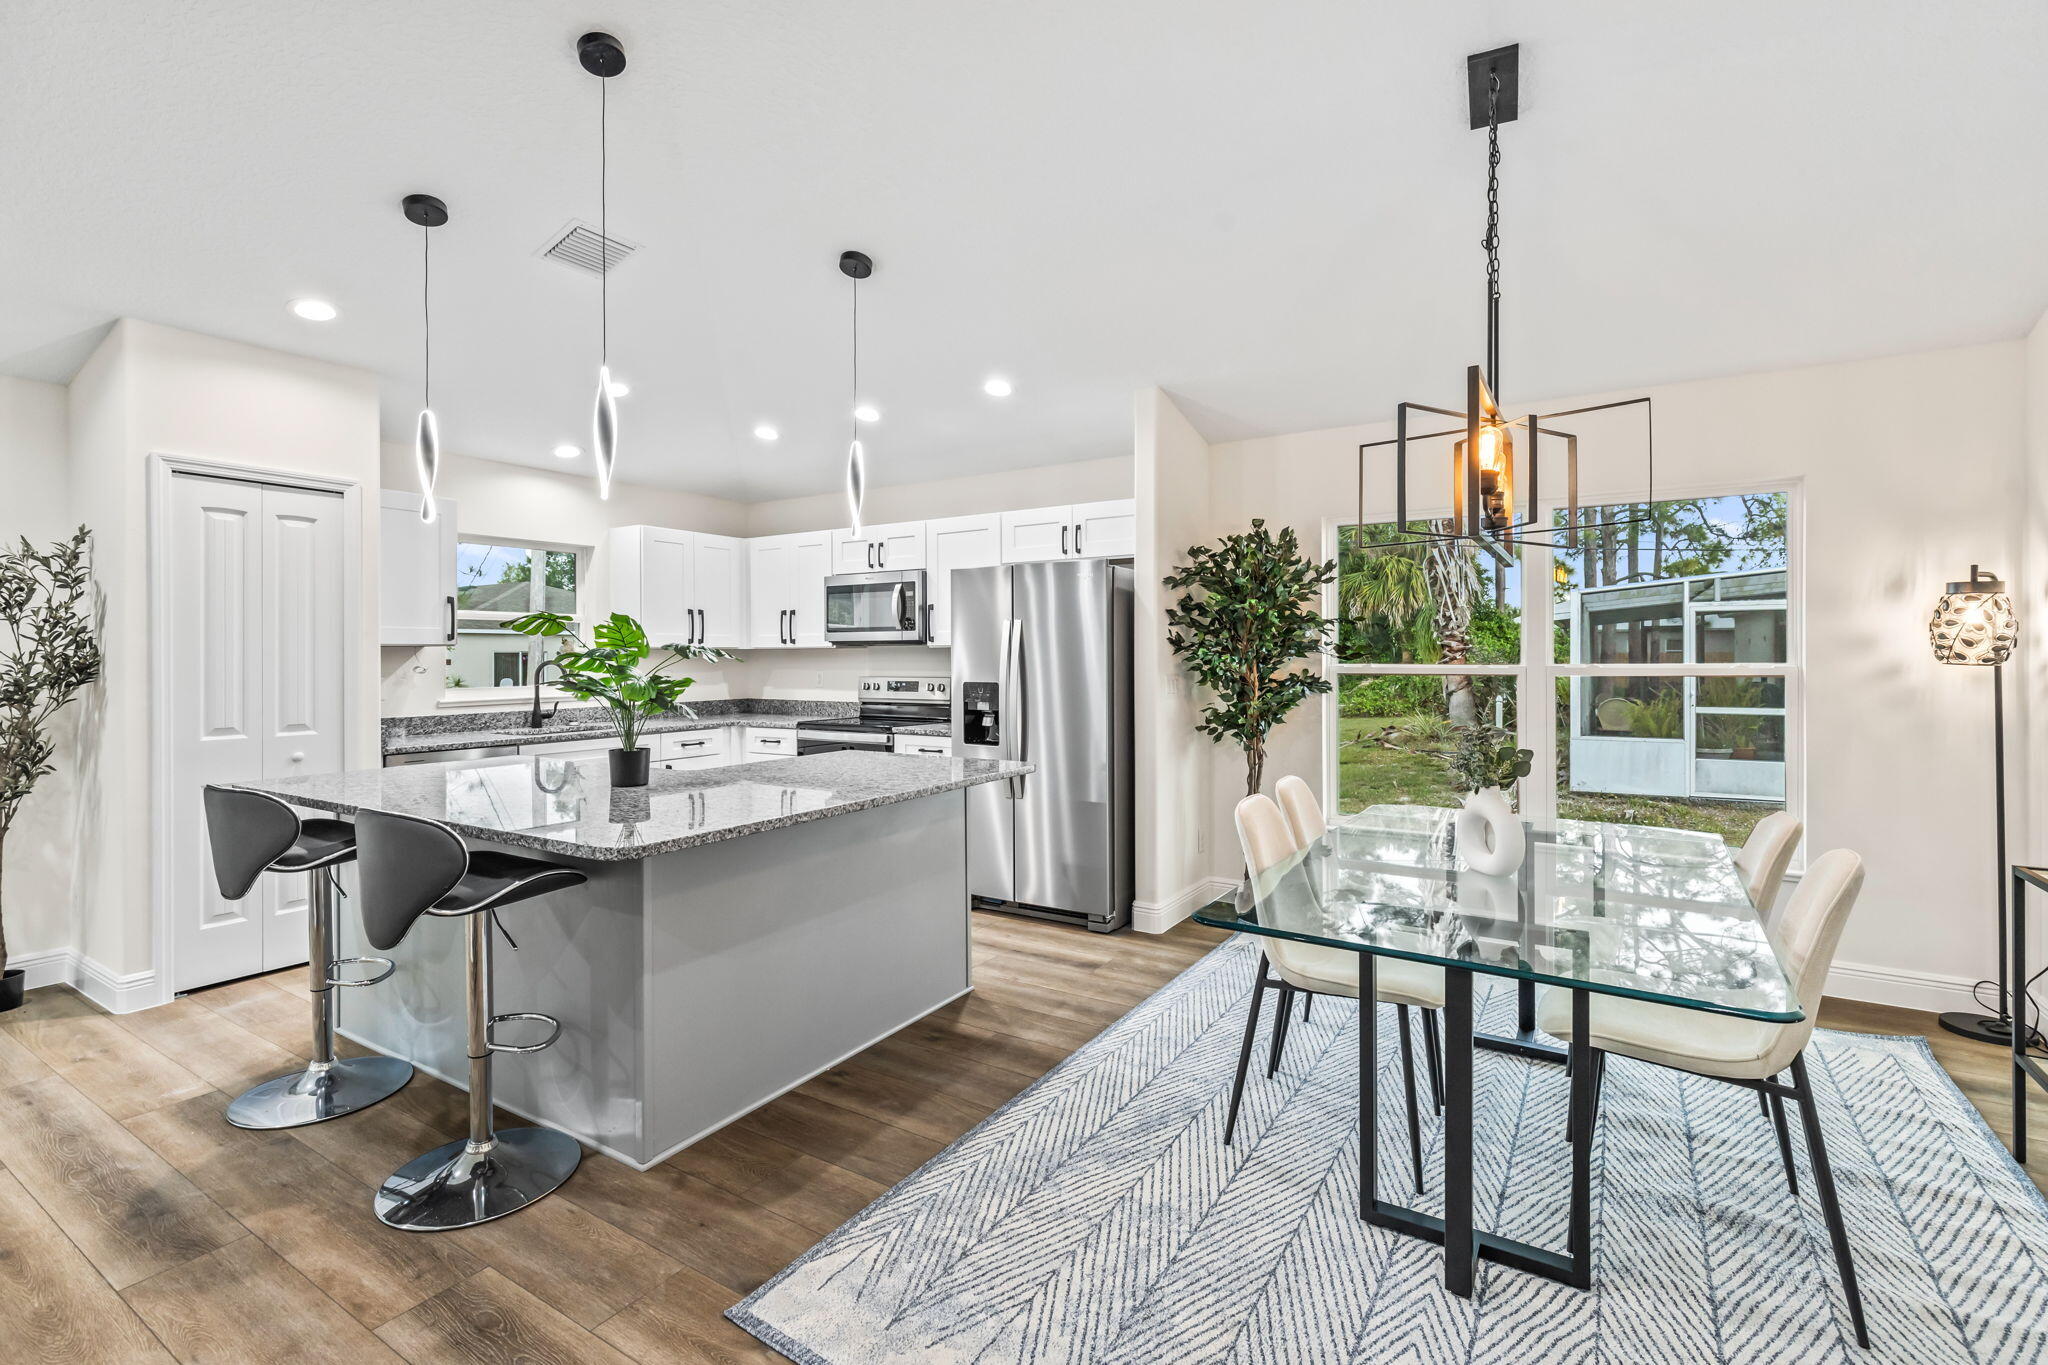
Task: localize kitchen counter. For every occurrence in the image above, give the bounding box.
[245,750,1025,859]
[381,706,838,757]
[237,748,1018,1170]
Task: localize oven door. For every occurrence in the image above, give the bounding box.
[823,570,926,644]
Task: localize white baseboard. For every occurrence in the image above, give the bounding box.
[1133,877,1238,935]
[5,948,160,1014]
[1823,959,1982,1017]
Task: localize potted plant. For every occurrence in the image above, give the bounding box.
[1164,519,1336,797]
[0,529,102,1012]
[504,610,731,787]
[1444,722,1533,876]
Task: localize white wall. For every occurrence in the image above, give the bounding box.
[1150,341,2028,1012]
[0,377,79,968]
[1132,389,1217,923]
[69,320,382,983]
[744,455,1131,538]
[2023,309,2048,989]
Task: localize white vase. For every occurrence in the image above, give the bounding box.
[1454,786,1525,876]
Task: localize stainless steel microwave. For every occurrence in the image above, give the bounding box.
[823,569,928,644]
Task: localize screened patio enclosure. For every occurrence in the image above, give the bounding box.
[1562,569,1788,802]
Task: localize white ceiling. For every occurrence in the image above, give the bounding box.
[4,1,2045,500]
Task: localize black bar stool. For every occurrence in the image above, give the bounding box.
[201,785,413,1128]
[354,808,588,1231]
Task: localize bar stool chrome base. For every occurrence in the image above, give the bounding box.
[227,1054,414,1130]
[373,1127,582,1231]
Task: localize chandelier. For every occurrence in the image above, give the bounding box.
[1358,44,1654,567]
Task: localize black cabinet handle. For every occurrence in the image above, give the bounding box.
[1074,521,1083,554]
[445,595,456,643]
[879,541,887,567]
[1061,525,1069,556]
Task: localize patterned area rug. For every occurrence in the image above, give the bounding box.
[730,937,2048,1364]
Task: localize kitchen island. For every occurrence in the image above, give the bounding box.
[241,749,1029,1168]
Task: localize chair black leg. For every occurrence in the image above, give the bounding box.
[1421,1008,1444,1114]
[1397,1005,1425,1193]
[1266,983,1297,1078]
[1302,991,1313,1023]
[1790,1054,1870,1349]
[1766,1088,1799,1197]
[1223,966,1272,1146]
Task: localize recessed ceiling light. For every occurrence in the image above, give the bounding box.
[753,424,779,442]
[982,376,1013,398]
[289,298,338,322]
[607,380,630,398]
[853,404,880,423]
[553,443,581,459]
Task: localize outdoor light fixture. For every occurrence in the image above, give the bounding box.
[1358,44,1654,567]
[1930,566,2028,1048]
[841,249,873,534]
[402,193,449,523]
[578,30,627,500]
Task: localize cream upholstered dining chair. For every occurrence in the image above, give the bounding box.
[1733,811,1803,920]
[1224,793,1445,1191]
[1274,774,1325,848]
[1536,848,1870,1348]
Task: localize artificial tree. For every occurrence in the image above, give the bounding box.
[1164,518,1336,797]
[0,528,102,1002]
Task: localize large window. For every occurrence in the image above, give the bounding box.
[1330,490,1797,847]
[446,540,582,693]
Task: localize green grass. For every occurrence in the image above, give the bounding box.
[1337,714,1777,845]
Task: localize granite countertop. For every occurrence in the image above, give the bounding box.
[890,723,952,737]
[243,750,1029,860]
[383,710,817,757]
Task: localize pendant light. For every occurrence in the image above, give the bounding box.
[840,249,873,534]
[1358,44,1654,567]
[578,31,627,499]
[402,193,449,523]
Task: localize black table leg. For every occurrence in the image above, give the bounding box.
[2017,870,2029,1162]
[1518,979,1537,1035]
[1443,968,1476,1296]
[1566,989,1593,1288]
[1359,951,1379,1219]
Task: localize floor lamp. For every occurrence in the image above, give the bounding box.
[1930,566,2027,1046]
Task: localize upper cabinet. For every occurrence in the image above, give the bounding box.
[830,521,925,573]
[608,526,748,650]
[923,513,1003,647]
[749,530,833,648]
[999,499,1136,563]
[379,490,459,646]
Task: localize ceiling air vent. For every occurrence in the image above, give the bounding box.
[538,220,639,276]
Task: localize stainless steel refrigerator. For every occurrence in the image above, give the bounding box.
[951,559,1133,932]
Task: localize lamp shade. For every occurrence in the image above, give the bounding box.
[1929,571,2017,666]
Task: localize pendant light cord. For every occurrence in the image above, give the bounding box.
[600,76,609,368]
[849,276,860,447]
[421,222,431,410]
[1482,70,1502,396]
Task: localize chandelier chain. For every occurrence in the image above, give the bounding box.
[1483,72,1501,307]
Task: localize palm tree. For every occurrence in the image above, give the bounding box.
[1423,530,1478,724]
[1338,541,1429,661]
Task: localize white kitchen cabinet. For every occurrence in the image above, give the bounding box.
[1000,500,1136,563]
[1072,499,1138,559]
[743,726,798,761]
[830,521,925,573]
[608,526,747,649]
[379,489,459,646]
[655,728,731,762]
[892,734,953,757]
[748,530,833,648]
[517,736,624,759]
[923,512,1004,647]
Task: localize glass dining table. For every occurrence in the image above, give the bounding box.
[1194,804,1800,1297]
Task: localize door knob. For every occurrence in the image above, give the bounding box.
[290,752,306,763]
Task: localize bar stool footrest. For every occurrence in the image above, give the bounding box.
[488,1011,562,1054]
[326,955,396,988]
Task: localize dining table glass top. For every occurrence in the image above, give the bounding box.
[1193,805,1801,1022]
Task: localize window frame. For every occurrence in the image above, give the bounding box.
[1322,476,1804,860]
[442,535,589,705]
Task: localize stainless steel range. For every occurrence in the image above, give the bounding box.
[796,675,951,755]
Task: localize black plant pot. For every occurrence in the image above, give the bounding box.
[0,968,24,1014]
[609,747,651,788]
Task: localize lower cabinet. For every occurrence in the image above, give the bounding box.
[891,734,953,756]
[518,737,624,759]
[656,727,733,771]
[743,726,797,762]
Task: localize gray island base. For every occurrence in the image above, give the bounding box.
[243,749,1031,1169]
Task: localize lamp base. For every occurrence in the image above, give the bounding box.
[1937,1011,2045,1049]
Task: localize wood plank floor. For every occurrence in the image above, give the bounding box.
[3,912,2043,1364]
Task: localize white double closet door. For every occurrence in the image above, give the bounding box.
[166,472,347,992]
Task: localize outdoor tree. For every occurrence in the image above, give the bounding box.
[1164,519,1336,797]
